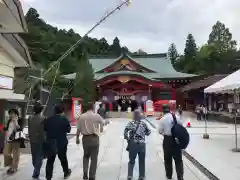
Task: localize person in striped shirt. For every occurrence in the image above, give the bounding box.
[124,109,151,180]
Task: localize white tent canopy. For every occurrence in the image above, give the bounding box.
[204,69,240,94]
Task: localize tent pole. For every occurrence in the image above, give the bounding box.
[203,93,209,139]
[232,90,240,152]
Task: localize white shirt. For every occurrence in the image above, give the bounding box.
[158,113,182,136]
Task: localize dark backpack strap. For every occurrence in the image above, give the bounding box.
[129,122,140,140]
[171,113,177,125]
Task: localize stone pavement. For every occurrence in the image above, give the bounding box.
[1,118,208,180]
[148,112,240,180]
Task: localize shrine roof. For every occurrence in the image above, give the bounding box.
[63,71,195,81]
[63,53,196,80]
[94,71,195,80]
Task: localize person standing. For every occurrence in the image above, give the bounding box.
[195,105,201,120]
[76,102,105,180]
[158,104,184,180]
[28,103,45,179]
[124,109,151,180]
[177,105,183,119]
[202,105,208,120]
[97,103,106,119]
[44,105,72,180]
[3,109,25,174]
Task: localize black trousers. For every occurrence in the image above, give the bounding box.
[45,140,69,179]
[197,113,201,120]
[163,135,184,180]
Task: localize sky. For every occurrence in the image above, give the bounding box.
[20,0,240,54]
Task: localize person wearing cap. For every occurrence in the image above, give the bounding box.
[44,105,72,180]
[124,109,151,180]
[76,102,105,180]
[3,108,25,174]
[28,102,45,179]
[158,104,184,180]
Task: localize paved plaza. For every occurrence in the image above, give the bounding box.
[0,118,208,180]
[148,112,240,180]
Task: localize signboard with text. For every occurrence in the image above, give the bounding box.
[0,75,13,89]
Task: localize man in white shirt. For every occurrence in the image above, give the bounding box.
[158,104,184,180]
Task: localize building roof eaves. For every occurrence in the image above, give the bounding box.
[181,74,228,92]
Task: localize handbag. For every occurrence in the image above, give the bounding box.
[14,131,26,140]
[126,122,140,151]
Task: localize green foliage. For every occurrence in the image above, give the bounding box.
[73,52,95,111]
[208,21,237,53]
[168,43,178,66]
[184,33,197,61]
[21,8,130,97]
[175,21,239,75]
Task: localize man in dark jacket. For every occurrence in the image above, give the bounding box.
[97,103,106,119]
[44,105,71,180]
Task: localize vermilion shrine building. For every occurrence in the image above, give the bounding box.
[64,53,196,112]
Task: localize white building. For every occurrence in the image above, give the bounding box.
[0,0,32,100]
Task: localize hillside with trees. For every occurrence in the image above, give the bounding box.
[22,8,130,75]
[21,8,240,101]
[168,21,240,75]
[20,8,132,100]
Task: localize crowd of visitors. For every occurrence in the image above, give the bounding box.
[0,103,188,180]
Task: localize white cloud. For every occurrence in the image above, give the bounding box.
[20,0,240,54]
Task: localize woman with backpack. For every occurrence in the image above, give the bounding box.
[158,104,185,180]
[3,108,25,174]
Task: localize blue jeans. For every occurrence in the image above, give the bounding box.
[128,142,146,179]
[30,142,43,178]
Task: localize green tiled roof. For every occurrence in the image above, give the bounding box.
[94,71,195,80]
[64,71,195,81]
[63,54,196,80]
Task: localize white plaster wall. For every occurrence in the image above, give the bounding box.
[0,47,15,77]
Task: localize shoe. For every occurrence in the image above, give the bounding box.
[32,176,39,180]
[32,174,40,179]
[89,178,95,180]
[64,169,72,179]
[6,168,17,174]
[83,175,88,180]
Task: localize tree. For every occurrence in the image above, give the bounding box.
[184,33,197,60]
[21,8,135,97]
[44,63,69,98]
[174,34,197,74]
[25,8,40,21]
[73,52,95,112]
[168,43,178,66]
[208,21,237,52]
[111,37,121,55]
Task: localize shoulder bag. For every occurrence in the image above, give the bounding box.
[126,122,140,151]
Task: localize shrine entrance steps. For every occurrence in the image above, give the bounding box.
[107,111,161,118]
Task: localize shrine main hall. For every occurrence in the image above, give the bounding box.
[63,53,195,111]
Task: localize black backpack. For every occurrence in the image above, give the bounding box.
[171,114,190,149]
